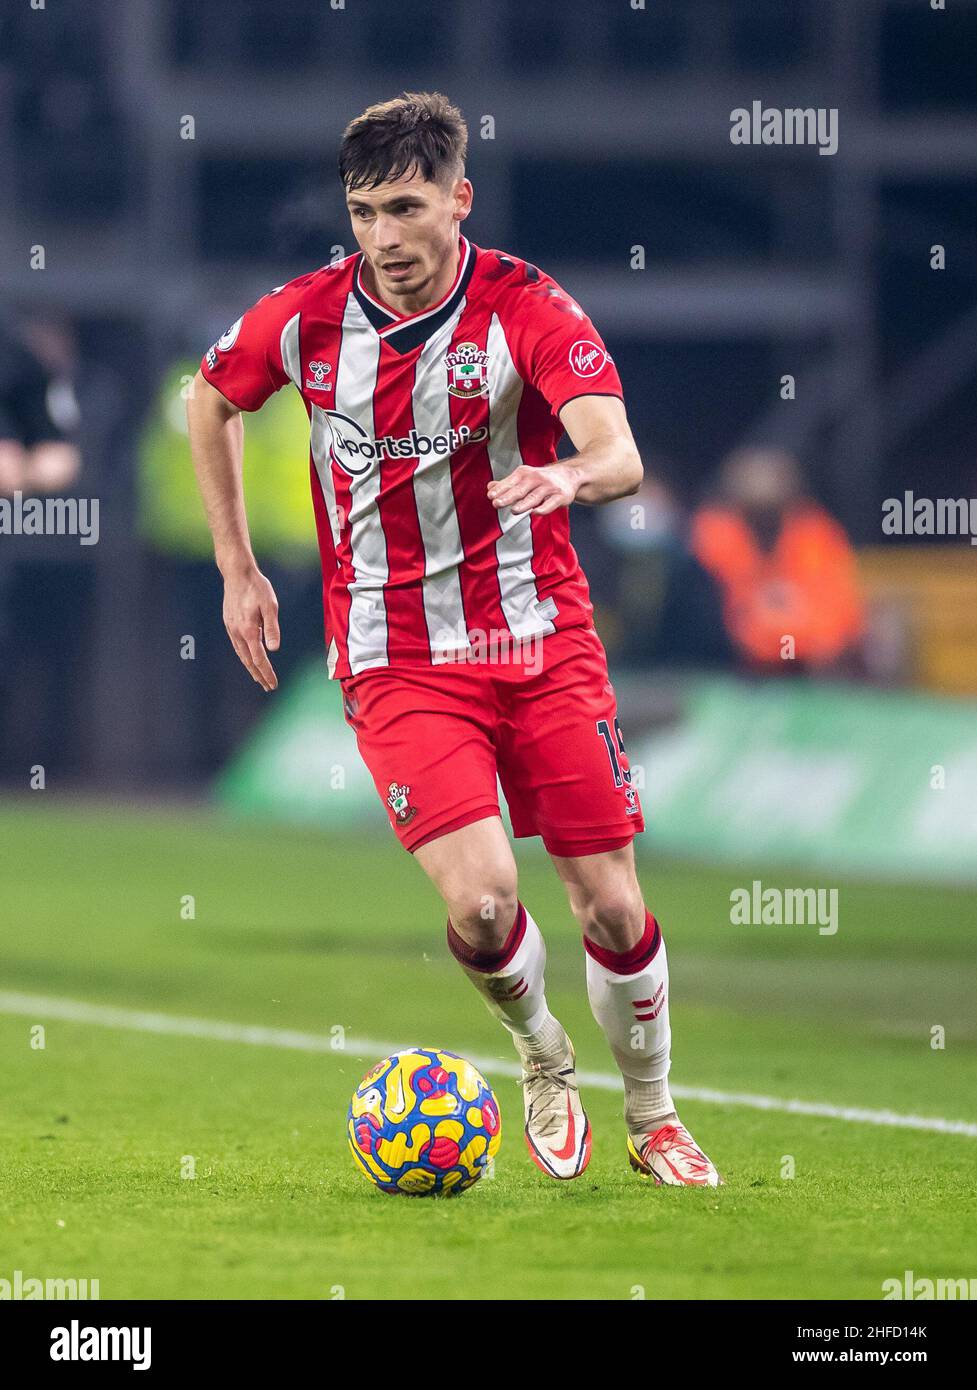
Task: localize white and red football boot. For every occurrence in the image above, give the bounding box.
[627,1120,723,1187]
[518,1029,592,1180]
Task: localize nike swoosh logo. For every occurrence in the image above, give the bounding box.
[548,1092,577,1163]
[389,1070,407,1117]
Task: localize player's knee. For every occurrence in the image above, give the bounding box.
[574,887,645,950]
[447,883,519,949]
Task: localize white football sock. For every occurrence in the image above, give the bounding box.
[584,911,676,1127]
[514,1013,567,1065]
[448,902,553,1040]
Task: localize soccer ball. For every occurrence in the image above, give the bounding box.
[347,1048,502,1195]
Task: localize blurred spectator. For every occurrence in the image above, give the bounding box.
[690,447,865,674]
[591,470,734,669]
[138,357,318,564]
[0,313,81,495]
[0,312,88,778]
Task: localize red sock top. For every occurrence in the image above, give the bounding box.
[583,909,662,975]
[446,901,527,973]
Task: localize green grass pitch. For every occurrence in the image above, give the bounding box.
[1,801,975,1300]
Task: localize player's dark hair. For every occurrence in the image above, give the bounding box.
[339,92,468,192]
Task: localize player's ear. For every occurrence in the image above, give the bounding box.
[453,177,473,223]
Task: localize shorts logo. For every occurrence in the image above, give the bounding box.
[597,714,640,817]
[305,360,333,391]
[445,342,490,398]
[568,339,609,378]
[386,781,417,826]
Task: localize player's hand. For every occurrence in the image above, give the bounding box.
[487,463,579,517]
[221,564,281,691]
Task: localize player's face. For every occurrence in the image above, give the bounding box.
[345,169,472,308]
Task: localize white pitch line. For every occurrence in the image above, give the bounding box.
[2,990,975,1139]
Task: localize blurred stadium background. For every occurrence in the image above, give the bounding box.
[2,0,977,858]
[3,0,977,1303]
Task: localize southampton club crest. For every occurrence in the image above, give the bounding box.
[444,342,489,398]
[386,781,417,826]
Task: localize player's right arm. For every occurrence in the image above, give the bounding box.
[186,281,309,691]
[186,368,280,691]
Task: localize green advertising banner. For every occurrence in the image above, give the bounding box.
[216,664,977,885]
[216,664,382,826]
[621,676,977,885]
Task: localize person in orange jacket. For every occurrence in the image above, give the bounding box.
[690,447,865,673]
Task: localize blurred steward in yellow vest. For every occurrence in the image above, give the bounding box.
[138,359,317,561]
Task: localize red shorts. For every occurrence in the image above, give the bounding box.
[339,624,645,857]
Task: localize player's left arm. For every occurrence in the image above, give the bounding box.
[487,394,642,516]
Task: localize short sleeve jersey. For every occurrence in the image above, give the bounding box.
[201,238,624,678]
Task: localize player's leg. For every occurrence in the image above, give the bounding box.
[550,840,721,1187]
[342,666,589,1179]
[495,624,720,1185]
[414,817,592,1180]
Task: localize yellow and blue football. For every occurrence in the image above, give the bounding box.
[347,1048,502,1195]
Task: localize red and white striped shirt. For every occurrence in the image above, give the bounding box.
[200,237,624,678]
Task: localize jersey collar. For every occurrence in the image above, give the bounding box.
[353,236,476,354]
